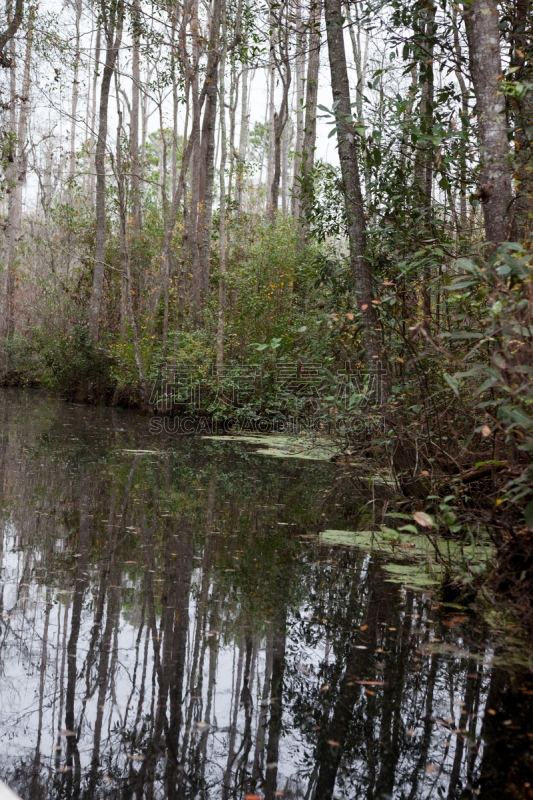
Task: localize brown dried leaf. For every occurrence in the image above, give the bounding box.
[413,511,434,528]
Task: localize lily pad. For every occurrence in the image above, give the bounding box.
[202,434,337,462]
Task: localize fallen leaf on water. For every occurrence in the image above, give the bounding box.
[245,795,262,799]
[128,754,146,761]
[481,425,491,438]
[196,721,210,730]
[360,624,368,631]
[355,680,385,686]
[413,511,434,528]
[59,729,76,737]
[51,745,61,751]
[488,709,497,715]
[365,689,375,695]
[327,740,340,746]
[427,764,435,773]
[56,767,72,773]
[103,776,112,783]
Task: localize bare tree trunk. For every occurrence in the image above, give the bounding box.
[151,44,222,329]
[345,0,368,124]
[267,56,275,213]
[189,20,202,320]
[291,0,306,219]
[345,0,370,195]
[171,11,180,199]
[115,102,152,408]
[140,62,152,209]
[1,6,34,371]
[198,0,221,297]
[227,58,239,202]
[235,63,249,210]
[130,0,141,231]
[258,74,269,200]
[216,5,228,376]
[157,101,170,360]
[464,0,514,245]
[415,1,436,330]
[90,21,101,207]
[69,0,82,182]
[82,28,93,197]
[299,0,321,222]
[452,6,469,232]
[269,1,291,218]
[88,0,123,340]
[510,0,533,242]
[324,0,379,360]
[0,23,19,366]
[281,114,290,213]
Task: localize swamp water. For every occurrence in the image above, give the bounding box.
[0,389,532,800]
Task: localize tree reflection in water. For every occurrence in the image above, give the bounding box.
[0,390,531,800]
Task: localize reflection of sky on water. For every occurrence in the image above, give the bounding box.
[0,389,531,800]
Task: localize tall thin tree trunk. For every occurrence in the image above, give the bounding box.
[171,11,179,199]
[510,0,533,242]
[82,28,93,197]
[299,0,321,223]
[88,0,123,340]
[345,1,370,194]
[452,7,469,232]
[345,0,368,124]
[258,76,269,199]
[130,0,141,231]
[216,6,228,376]
[267,56,275,213]
[418,1,436,330]
[198,0,222,298]
[291,0,306,219]
[188,4,202,319]
[463,0,514,245]
[90,21,101,206]
[115,102,151,408]
[269,2,291,219]
[0,20,18,364]
[281,114,290,213]
[324,0,379,361]
[1,6,34,370]
[227,59,239,202]
[69,0,82,182]
[235,63,249,210]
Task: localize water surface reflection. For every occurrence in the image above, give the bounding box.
[0,390,531,800]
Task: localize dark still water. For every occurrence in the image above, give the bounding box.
[0,389,532,800]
